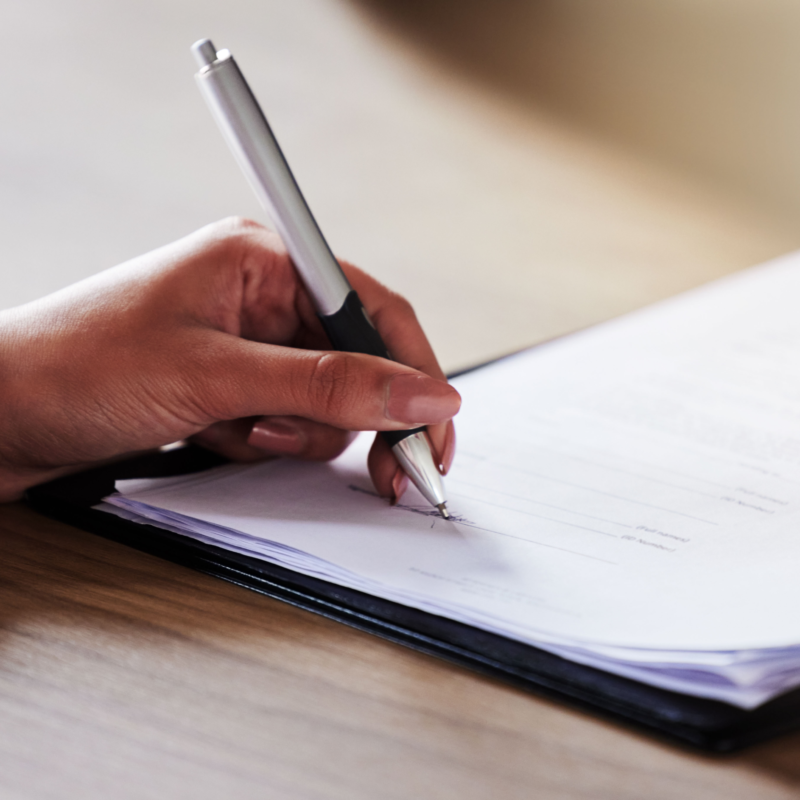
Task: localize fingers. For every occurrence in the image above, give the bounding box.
[433,419,457,475]
[425,420,456,476]
[248,415,357,460]
[341,263,447,382]
[368,434,403,501]
[154,224,461,502]
[188,332,461,433]
[333,265,457,503]
[195,415,454,510]
[190,418,270,462]
[367,420,456,504]
[191,416,357,463]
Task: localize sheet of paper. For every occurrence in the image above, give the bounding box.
[105,251,800,707]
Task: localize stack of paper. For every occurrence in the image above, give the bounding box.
[100,251,800,709]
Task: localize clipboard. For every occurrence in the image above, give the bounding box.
[23,440,800,753]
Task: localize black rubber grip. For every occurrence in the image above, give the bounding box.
[318,291,424,447]
[318,290,390,359]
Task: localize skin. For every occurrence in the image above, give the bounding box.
[0,218,460,503]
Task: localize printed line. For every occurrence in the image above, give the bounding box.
[520,414,737,490]
[523,442,721,499]
[452,519,618,565]
[373,486,618,564]
[449,490,619,538]
[482,459,719,525]
[449,477,633,529]
[532,413,800,490]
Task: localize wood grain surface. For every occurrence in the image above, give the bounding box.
[2,504,800,799]
[3,0,800,796]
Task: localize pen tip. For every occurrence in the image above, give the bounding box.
[437,503,450,520]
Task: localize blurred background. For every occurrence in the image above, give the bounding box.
[3,0,799,371]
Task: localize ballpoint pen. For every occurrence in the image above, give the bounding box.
[191,38,450,518]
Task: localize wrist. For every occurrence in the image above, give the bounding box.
[0,308,52,501]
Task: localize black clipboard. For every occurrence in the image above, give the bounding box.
[24,436,800,754]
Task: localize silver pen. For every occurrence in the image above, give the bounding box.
[191,39,450,518]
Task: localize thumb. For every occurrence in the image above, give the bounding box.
[186,333,461,432]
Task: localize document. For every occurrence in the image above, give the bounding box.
[100,251,800,708]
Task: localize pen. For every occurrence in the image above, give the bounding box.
[191,39,450,519]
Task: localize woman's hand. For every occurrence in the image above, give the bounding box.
[0,218,460,501]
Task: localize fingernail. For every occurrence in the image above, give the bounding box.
[386,374,461,425]
[439,422,456,476]
[391,467,409,505]
[426,421,455,476]
[247,417,305,456]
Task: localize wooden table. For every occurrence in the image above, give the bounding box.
[3,0,800,796]
[2,502,800,800]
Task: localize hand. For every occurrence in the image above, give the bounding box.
[0,218,460,502]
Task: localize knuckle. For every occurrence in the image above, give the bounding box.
[212,217,268,257]
[221,215,263,235]
[308,353,357,420]
[218,218,286,266]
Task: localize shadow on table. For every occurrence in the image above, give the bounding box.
[351,0,554,112]
[737,730,800,788]
[350,0,800,229]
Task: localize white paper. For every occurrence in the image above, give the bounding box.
[102,250,800,708]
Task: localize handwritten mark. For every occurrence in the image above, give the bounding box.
[347,484,469,523]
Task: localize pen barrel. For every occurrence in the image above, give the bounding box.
[194,51,351,316]
[318,290,425,447]
[193,40,445,508]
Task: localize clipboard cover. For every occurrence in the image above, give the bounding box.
[25,441,800,753]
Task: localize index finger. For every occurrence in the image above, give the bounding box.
[341,262,446,383]
[341,262,456,481]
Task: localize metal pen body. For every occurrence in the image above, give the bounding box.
[191,39,449,515]
[193,44,350,316]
